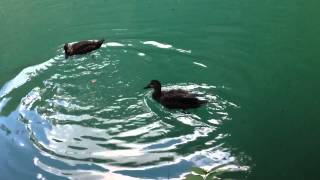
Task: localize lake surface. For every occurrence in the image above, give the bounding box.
[0,0,319,179]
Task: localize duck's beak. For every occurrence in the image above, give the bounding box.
[144,84,151,89]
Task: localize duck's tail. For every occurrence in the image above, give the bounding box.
[199,99,208,105]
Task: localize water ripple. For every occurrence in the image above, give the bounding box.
[0,41,249,179]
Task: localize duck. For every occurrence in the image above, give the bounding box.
[144,80,207,110]
[64,39,104,59]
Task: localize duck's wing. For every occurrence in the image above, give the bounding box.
[72,41,93,48]
[166,89,196,97]
[160,93,203,109]
[71,40,103,54]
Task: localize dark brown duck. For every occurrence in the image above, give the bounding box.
[144,80,207,110]
[64,39,104,59]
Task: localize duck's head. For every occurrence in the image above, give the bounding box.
[64,43,70,59]
[144,80,161,89]
[63,43,69,52]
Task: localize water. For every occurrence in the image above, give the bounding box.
[0,0,319,179]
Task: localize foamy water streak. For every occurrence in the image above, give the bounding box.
[0,56,60,99]
[101,42,125,48]
[143,41,173,49]
[143,40,191,54]
[0,97,11,113]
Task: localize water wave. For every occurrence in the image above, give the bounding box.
[0,41,249,179]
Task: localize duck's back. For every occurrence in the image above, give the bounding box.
[71,40,104,55]
[159,89,204,109]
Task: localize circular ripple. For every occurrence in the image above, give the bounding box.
[0,41,249,179]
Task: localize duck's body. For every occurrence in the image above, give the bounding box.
[64,39,104,59]
[144,80,206,110]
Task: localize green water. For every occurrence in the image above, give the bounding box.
[1,0,320,179]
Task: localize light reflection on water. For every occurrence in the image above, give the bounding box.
[0,40,249,179]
